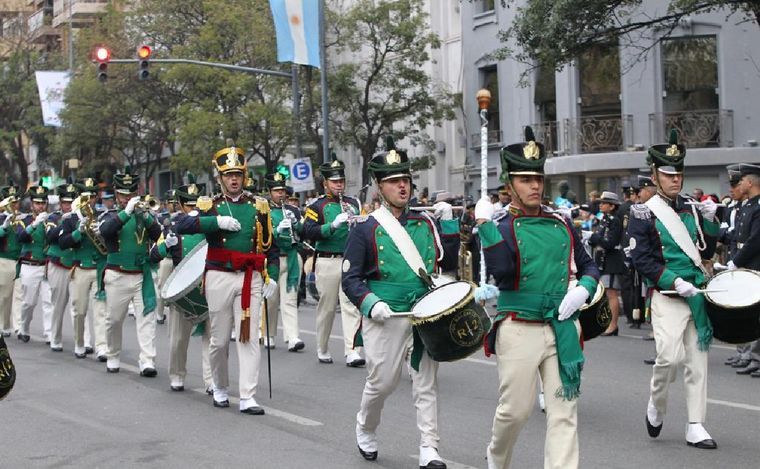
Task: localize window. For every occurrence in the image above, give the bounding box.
[579,43,621,117]
[662,35,718,112]
[481,65,500,135]
[475,0,495,14]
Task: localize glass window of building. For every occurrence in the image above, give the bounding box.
[662,36,718,113]
[475,0,496,13]
[534,65,557,154]
[579,43,621,117]
[481,65,501,139]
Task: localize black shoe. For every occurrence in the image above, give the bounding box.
[205,387,214,396]
[358,446,378,461]
[731,358,751,368]
[751,370,760,378]
[1,331,10,337]
[240,406,265,415]
[646,414,662,438]
[736,362,760,375]
[600,328,619,337]
[156,316,165,325]
[140,367,158,378]
[644,357,656,365]
[107,367,120,373]
[213,399,230,408]
[687,439,717,449]
[85,347,94,355]
[74,352,86,359]
[97,354,108,363]
[420,461,447,469]
[347,358,366,368]
[50,346,63,352]
[17,333,29,343]
[724,356,739,365]
[170,385,184,392]
[642,334,655,341]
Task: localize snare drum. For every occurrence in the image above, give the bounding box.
[578,283,612,341]
[161,240,209,324]
[410,281,491,362]
[704,269,760,344]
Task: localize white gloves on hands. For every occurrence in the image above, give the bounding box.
[474,284,499,303]
[727,260,737,271]
[124,196,141,215]
[262,279,278,299]
[698,199,717,222]
[369,301,392,323]
[217,216,241,232]
[474,198,495,222]
[32,212,48,227]
[558,286,590,321]
[581,230,593,242]
[674,278,699,297]
[276,218,292,234]
[331,212,350,229]
[433,201,453,221]
[1,215,11,229]
[164,232,179,248]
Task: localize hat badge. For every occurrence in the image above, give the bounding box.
[666,144,680,157]
[330,160,341,168]
[123,175,133,185]
[67,184,75,193]
[226,147,240,167]
[8,188,15,195]
[524,141,540,160]
[85,178,94,187]
[274,173,284,182]
[385,150,401,165]
[36,186,45,195]
[188,184,198,195]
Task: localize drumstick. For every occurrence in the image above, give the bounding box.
[659,289,728,295]
[390,312,415,318]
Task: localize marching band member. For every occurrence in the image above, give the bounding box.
[175,143,279,414]
[46,183,79,352]
[16,182,54,343]
[342,137,455,468]
[154,189,177,325]
[59,178,109,360]
[302,157,365,367]
[150,177,212,393]
[628,130,719,449]
[99,169,162,376]
[262,167,305,352]
[475,128,600,469]
[0,184,21,337]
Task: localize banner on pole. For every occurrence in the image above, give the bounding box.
[289,158,315,192]
[269,0,321,68]
[35,71,70,128]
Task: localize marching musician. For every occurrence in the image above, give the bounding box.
[342,137,455,469]
[46,183,79,353]
[0,184,22,337]
[153,189,178,326]
[474,127,599,469]
[628,130,719,449]
[59,178,109,361]
[262,167,305,352]
[174,143,279,414]
[150,177,212,393]
[98,169,162,377]
[16,182,54,344]
[302,157,365,367]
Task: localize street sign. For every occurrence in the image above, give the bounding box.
[289,158,315,192]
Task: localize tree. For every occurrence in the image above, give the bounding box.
[492,0,760,75]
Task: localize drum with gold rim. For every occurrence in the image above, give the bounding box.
[161,240,209,324]
[704,269,760,344]
[577,283,612,341]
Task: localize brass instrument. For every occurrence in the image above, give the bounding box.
[457,223,474,282]
[136,195,161,212]
[72,194,108,255]
[0,196,20,228]
[338,192,355,231]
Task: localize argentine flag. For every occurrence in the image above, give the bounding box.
[270,0,321,68]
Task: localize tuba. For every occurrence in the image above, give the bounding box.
[72,194,108,255]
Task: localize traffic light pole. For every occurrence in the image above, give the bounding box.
[103,58,293,78]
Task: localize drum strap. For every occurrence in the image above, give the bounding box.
[645,195,705,274]
[370,206,427,279]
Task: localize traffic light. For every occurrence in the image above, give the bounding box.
[137,45,151,80]
[93,46,110,82]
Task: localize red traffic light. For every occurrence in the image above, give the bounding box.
[137,45,152,60]
[94,46,111,62]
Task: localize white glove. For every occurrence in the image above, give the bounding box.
[369,301,392,323]
[474,284,499,303]
[77,216,89,230]
[623,246,632,257]
[331,212,350,229]
[276,218,292,234]
[698,199,717,222]
[124,196,141,215]
[433,201,453,221]
[32,212,48,227]
[262,279,278,299]
[558,286,590,321]
[727,260,737,271]
[1,215,11,229]
[581,230,593,242]
[216,216,241,232]
[674,278,699,298]
[474,198,495,221]
[164,232,179,248]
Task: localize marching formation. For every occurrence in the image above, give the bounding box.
[1,128,759,469]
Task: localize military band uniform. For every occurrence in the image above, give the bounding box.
[302,159,364,365]
[154,194,176,324]
[0,184,22,336]
[98,171,162,375]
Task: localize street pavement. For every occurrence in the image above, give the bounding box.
[3,298,759,469]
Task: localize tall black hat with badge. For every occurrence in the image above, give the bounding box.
[265,165,291,190]
[647,129,686,176]
[368,136,412,182]
[113,167,139,195]
[318,152,347,181]
[0,181,20,201]
[56,181,79,203]
[27,179,49,203]
[244,170,257,193]
[75,177,99,197]
[499,126,546,180]
[212,140,246,175]
[174,173,205,206]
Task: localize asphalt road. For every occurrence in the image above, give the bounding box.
[3,298,759,469]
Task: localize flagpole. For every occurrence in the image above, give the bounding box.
[319,0,330,164]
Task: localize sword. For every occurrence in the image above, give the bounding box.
[262,294,273,399]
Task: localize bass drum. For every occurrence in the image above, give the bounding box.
[161,240,209,324]
[578,283,612,341]
[704,269,760,344]
[410,281,491,362]
[0,336,16,400]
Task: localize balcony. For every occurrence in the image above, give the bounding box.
[52,0,107,28]
[27,7,58,42]
[529,121,558,156]
[648,109,733,148]
[563,114,633,155]
[469,129,503,149]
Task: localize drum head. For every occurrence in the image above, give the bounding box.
[706,269,760,308]
[161,240,208,301]
[412,282,472,319]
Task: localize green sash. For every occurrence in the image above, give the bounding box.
[285,249,300,292]
[106,252,156,316]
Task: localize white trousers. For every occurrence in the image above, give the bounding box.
[18,264,53,337]
[104,269,157,368]
[155,258,173,317]
[47,263,73,347]
[356,316,440,447]
[0,258,16,331]
[488,318,580,469]
[314,256,362,356]
[649,291,708,423]
[205,269,262,400]
[71,267,107,352]
[168,304,212,387]
[263,255,302,343]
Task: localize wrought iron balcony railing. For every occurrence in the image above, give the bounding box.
[648,109,733,148]
[563,114,633,155]
[528,121,558,156]
[469,129,503,149]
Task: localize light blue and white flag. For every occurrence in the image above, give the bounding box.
[269,0,321,68]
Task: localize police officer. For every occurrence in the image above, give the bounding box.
[303,157,365,367]
[175,143,279,414]
[0,184,22,337]
[628,130,719,449]
[342,137,455,468]
[99,169,162,376]
[474,127,600,469]
[261,167,305,352]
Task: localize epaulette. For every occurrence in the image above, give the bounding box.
[493,208,508,222]
[352,215,369,224]
[254,196,270,214]
[630,204,652,220]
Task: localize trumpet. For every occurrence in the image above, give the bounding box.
[0,196,19,227]
[136,195,161,212]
